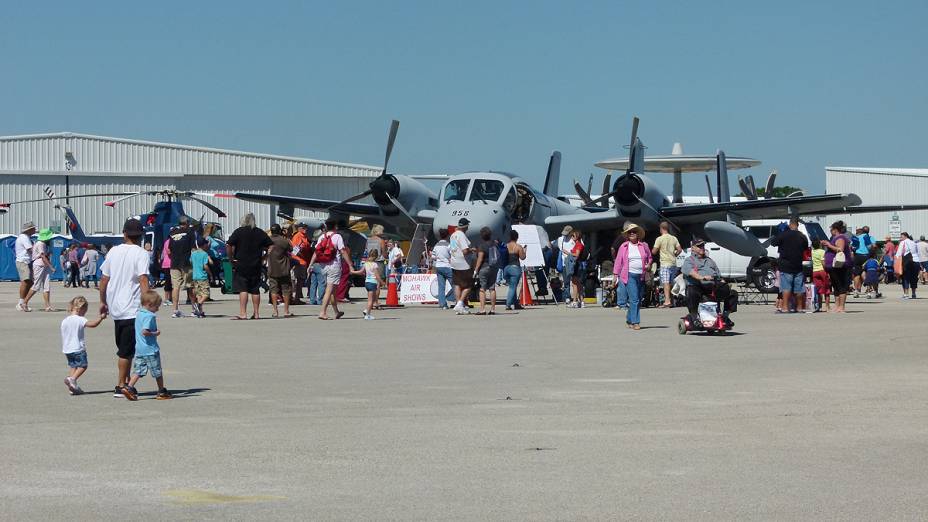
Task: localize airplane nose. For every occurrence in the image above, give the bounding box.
[432,203,509,241]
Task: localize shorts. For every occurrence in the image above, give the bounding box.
[32,265,51,293]
[66,351,88,369]
[921,261,928,272]
[453,268,474,289]
[170,268,192,290]
[268,275,292,296]
[864,271,880,286]
[477,266,498,290]
[564,256,578,279]
[132,352,163,378]
[16,261,32,282]
[779,271,805,293]
[192,279,210,299]
[365,282,378,292]
[812,271,831,295]
[114,319,135,360]
[324,263,341,285]
[232,270,261,294]
[660,266,679,285]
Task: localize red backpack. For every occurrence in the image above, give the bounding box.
[314,233,337,264]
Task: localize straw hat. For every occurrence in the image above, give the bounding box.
[21,221,35,233]
[622,222,645,239]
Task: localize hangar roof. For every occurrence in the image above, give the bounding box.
[826,167,928,177]
[0,132,381,178]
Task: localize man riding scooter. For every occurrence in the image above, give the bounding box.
[682,238,738,329]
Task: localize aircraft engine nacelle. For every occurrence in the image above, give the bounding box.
[370,174,436,218]
[611,173,667,230]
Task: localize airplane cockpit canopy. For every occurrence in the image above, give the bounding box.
[469,179,505,202]
[443,179,470,202]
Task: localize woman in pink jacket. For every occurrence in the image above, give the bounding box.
[613,222,652,330]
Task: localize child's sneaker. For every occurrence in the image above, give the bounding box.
[120,386,139,401]
[156,388,173,400]
[64,377,77,394]
[72,385,84,395]
[171,310,185,318]
[114,386,124,398]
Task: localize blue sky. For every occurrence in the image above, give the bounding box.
[2,1,926,195]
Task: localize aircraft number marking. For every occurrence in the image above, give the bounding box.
[450,210,470,217]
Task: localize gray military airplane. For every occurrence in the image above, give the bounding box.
[236,118,928,261]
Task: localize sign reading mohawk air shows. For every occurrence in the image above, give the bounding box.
[399,274,439,304]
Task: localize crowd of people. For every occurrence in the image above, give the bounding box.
[6,212,928,396]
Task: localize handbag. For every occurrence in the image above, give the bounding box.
[832,251,846,268]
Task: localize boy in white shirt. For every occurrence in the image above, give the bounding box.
[61,296,106,395]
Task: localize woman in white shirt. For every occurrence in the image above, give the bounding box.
[895,232,920,299]
[611,223,653,330]
[430,229,454,309]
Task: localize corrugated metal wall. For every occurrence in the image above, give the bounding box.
[826,169,928,239]
[0,133,380,236]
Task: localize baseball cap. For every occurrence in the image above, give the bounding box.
[458,218,470,227]
[122,218,144,237]
[690,238,706,248]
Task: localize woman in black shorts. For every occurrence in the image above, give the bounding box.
[822,220,852,312]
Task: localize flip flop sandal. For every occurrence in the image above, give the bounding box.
[335,311,345,319]
[475,311,487,315]
[230,316,248,321]
[317,316,330,320]
[488,311,496,315]
[284,313,296,318]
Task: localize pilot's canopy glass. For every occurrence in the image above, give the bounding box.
[443,179,470,202]
[470,179,505,202]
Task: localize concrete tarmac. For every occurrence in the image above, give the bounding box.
[1,283,927,520]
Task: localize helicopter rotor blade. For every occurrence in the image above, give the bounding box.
[704,174,715,204]
[182,195,228,218]
[103,192,145,208]
[1,192,138,207]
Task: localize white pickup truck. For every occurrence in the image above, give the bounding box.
[677,219,828,293]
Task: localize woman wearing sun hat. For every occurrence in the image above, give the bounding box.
[612,222,652,330]
[31,228,56,311]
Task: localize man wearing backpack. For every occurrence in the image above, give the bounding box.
[308,219,353,320]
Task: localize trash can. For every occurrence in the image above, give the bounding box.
[221,260,234,294]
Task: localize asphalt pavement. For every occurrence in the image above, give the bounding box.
[1,282,927,520]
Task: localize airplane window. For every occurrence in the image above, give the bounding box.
[469,180,505,202]
[745,225,772,239]
[502,187,517,213]
[443,179,470,202]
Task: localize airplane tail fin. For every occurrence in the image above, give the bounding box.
[542,151,561,196]
[60,205,87,240]
[716,150,731,203]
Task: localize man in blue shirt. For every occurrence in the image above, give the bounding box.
[852,225,874,296]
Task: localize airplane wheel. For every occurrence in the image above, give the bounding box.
[677,320,687,335]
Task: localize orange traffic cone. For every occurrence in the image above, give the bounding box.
[385,272,404,308]
[520,271,534,307]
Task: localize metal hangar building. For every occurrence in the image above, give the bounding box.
[0,132,381,235]
[825,166,928,240]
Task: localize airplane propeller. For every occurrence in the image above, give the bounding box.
[600,173,612,208]
[326,119,400,212]
[584,117,640,208]
[763,170,777,199]
[573,179,594,206]
[737,175,752,200]
[745,175,758,201]
[704,174,715,204]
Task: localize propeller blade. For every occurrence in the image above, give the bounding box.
[787,190,804,198]
[745,175,757,200]
[587,190,615,207]
[104,193,144,207]
[586,173,593,197]
[626,117,640,174]
[601,173,612,208]
[764,170,777,198]
[183,195,228,218]
[737,176,751,199]
[383,119,400,175]
[386,193,417,226]
[326,189,374,211]
[573,180,593,205]
[704,175,715,204]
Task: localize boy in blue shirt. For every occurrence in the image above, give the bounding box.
[190,238,212,318]
[863,252,881,299]
[121,290,172,400]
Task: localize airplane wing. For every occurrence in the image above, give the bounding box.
[544,209,627,231]
[235,192,380,216]
[660,194,863,224]
[814,204,928,215]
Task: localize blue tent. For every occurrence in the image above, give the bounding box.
[0,235,103,281]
